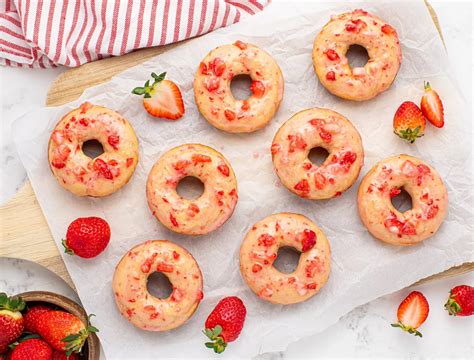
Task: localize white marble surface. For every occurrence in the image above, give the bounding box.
[1,1,472,358]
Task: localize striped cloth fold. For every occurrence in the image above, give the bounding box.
[0,0,269,68]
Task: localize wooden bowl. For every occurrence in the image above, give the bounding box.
[15,291,100,360]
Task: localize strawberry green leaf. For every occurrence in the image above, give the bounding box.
[131,87,146,95]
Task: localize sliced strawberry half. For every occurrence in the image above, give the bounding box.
[391,290,429,337]
[420,81,444,128]
[132,72,185,120]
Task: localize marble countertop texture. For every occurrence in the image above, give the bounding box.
[0,1,472,358]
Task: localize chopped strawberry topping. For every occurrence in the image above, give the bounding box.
[173,159,191,171]
[79,102,92,113]
[314,173,327,190]
[345,19,367,33]
[333,151,357,172]
[325,49,340,61]
[302,162,312,170]
[188,203,200,215]
[140,253,158,273]
[196,290,204,300]
[108,135,120,150]
[217,164,230,176]
[171,288,183,302]
[299,229,317,252]
[258,234,275,247]
[149,312,160,320]
[210,57,226,76]
[156,263,174,273]
[384,212,416,235]
[294,179,310,192]
[252,264,263,273]
[416,164,431,186]
[309,118,325,127]
[234,40,247,50]
[271,143,281,155]
[250,80,265,97]
[305,282,317,290]
[172,250,180,260]
[126,157,134,167]
[79,118,89,126]
[170,213,179,227]
[192,154,212,163]
[229,188,237,197]
[224,109,236,121]
[51,160,66,169]
[93,158,113,179]
[326,71,336,81]
[51,130,64,145]
[319,130,332,143]
[144,305,156,312]
[204,77,220,92]
[381,24,396,35]
[426,205,439,219]
[390,187,401,197]
[199,62,209,75]
[305,258,323,277]
[288,134,307,152]
[241,100,250,111]
[353,9,369,15]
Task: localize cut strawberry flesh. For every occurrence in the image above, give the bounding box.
[144,80,185,120]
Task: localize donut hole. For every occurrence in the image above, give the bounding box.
[82,139,104,159]
[346,44,369,68]
[230,74,253,100]
[177,176,205,200]
[147,272,173,299]
[391,187,413,213]
[308,147,330,166]
[273,246,301,274]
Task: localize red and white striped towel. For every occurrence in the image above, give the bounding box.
[0,0,269,68]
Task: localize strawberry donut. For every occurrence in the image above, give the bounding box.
[48,102,139,197]
[194,40,284,133]
[240,213,331,305]
[358,155,448,246]
[146,144,238,235]
[113,240,203,331]
[271,108,364,200]
[313,9,402,101]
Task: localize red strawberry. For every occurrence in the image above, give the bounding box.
[391,291,429,337]
[393,101,426,143]
[24,305,51,333]
[204,297,247,354]
[0,293,25,352]
[420,81,444,128]
[52,350,79,360]
[10,338,53,360]
[444,285,474,316]
[132,72,184,120]
[36,312,97,355]
[250,80,265,97]
[63,217,111,259]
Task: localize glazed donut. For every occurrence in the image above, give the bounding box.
[313,9,402,101]
[113,240,203,331]
[271,108,364,200]
[146,144,238,235]
[358,155,448,246]
[48,102,139,197]
[240,213,331,305]
[194,40,284,133]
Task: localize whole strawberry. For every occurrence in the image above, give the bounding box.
[63,217,111,258]
[391,291,429,337]
[0,293,25,352]
[10,338,53,360]
[36,311,98,355]
[444,285,474,316]
[420,81,444,128]
[52,350,79,360]
[393,101,426,143]
[24,304,51,333]
[204,296,246,354]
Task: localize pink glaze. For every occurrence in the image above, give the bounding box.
[313,9,402,101]
[146,144,238,235]
[194,41,284,133]
[358,155,448,246]
[240,213,331,305]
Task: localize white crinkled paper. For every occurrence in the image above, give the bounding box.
[12,1,473,358]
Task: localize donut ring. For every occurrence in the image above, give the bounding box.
[313,9,402,101]
[240,213,331,305]
[194,40,284,133]
[358,155,448,246]
[48,102,139,197]
[112,240,203,331]
[146,144,238,235]
[271,108,364,200]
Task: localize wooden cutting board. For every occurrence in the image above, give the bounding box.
[0,2,471,290]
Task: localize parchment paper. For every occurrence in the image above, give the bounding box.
[12,1,473,358]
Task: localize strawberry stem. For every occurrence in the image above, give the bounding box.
[62,239,75,256]
[203,325,227,354]
[62,314,99,356]
[391,321,423,337]
[444,297,462,316]
[132,72,167,98]
[424,81,431,91]
[0,292,25,311]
